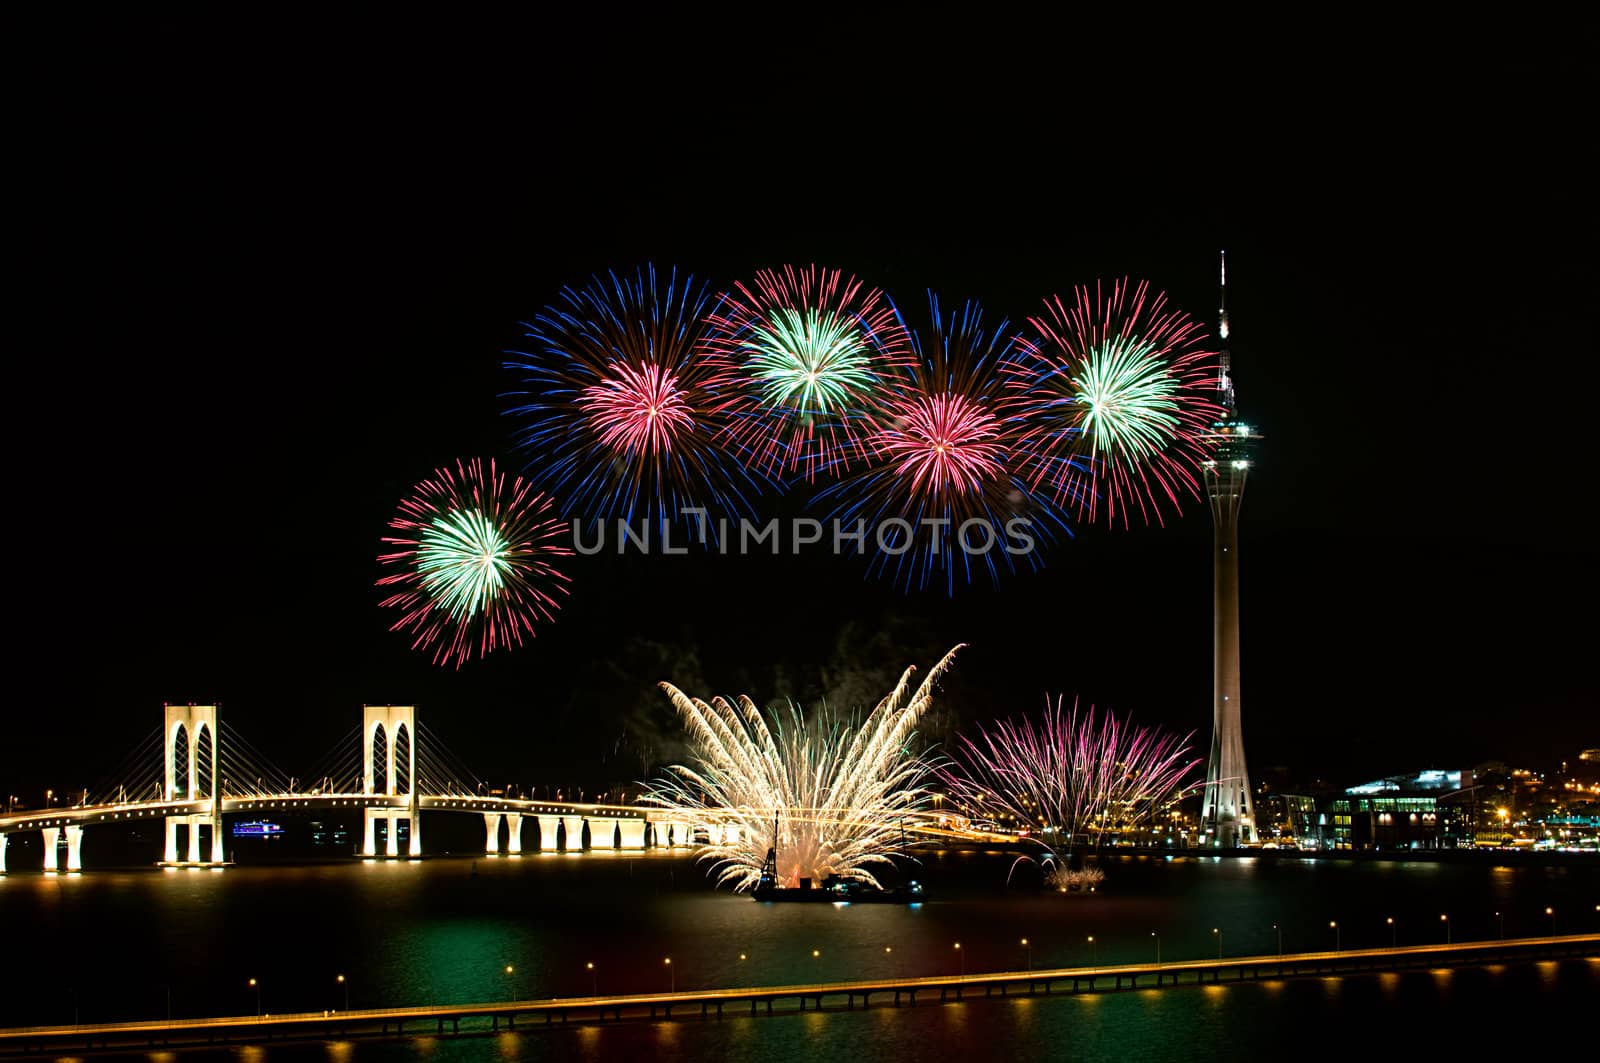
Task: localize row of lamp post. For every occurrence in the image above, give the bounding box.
[228,903,1587,1020]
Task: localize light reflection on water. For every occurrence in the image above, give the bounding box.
[3,851,1595,1060]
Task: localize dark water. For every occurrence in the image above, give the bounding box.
[3,851,1596,1059]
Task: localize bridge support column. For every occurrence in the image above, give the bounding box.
[362,808,378,857]
[0,832,7,874]
[506,814,523,855]
[408,811,422,857]
[561,815,583,851]
[65,826,84,872]
[165,817,179,862]
[484,812,503,854]
[666,822,690,848]
[723,824,741,845]
[617,820,647,850]
[587,818,616,850]
[42,827,60,872]
[537,816,560,851]
[210,815,225,864]
[385,812,400,857]
[703,823,721,845]
[186,815,202,863]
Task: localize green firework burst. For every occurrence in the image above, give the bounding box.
[417,509,513,621]
[1073,337,1183,460]
[745,307,876,413]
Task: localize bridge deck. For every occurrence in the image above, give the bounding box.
[2,934,1594,1055]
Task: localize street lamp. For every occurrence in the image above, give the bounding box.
[1546,906,1556,935]
[248,978,261,1016]
[1494,911,1504,939]
[1272,924,1283,956]
[1329,921,1340,952]
[337,974,348,1011]
[1020,938,1032,972]
[954,942,964,976]
[1151,932,1161,965]
[664,957,674,993]
[1086,936,1097,965]
[1386,917,1396,948]
[1440,914,1450,945]
[1213,927,1222,959]
[505,965,516,1002]
[586,963,597,996]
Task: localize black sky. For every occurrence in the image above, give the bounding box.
[10,16,1596,800]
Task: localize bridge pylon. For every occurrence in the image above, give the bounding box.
[362,705,420,858]
[163,704,224,865]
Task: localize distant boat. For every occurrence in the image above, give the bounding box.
[230,820,283,838]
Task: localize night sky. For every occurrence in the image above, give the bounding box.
[11,18,1594,801]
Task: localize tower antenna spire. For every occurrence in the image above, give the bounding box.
[1218,250,1235,411]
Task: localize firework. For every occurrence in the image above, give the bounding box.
[503,264,770,531]
[939,698,1199,878]
[643,645,965,891]
[377,458,572,668]
[1002,279,1221,527]
[818,294,1065,593]
[698,265,909,480]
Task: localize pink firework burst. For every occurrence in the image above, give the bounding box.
[577,361,696,456]
[816,294,1067,593]
[699,264,910,481]
[877,392,1007,498]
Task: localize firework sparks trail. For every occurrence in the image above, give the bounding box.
[642,645,965,891]
[1002,279,1221,528]
[818,294,1066,593]
[699,264,911,482]
[939,698,1200,880]
[377,458,572,668]
[503,264,772,531]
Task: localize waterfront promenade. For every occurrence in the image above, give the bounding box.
[4,934,1595,1056]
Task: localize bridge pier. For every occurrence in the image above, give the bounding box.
[617,820,647,850]
[483,812,503,854]
[506,814,523,855]
[65,826,84,872]
[1,832,8,874]
[408,810,422,857]
[385,814,400,858]
[186,817,202,863]
[587,817,616,850]
[537,815,560,851]
[561,815,583,851]
[362,809,377,857]
[665,821,690,847]
[165,818,179,862]
[42,827,60,872]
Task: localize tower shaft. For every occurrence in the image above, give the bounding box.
[1203,463,1253,844]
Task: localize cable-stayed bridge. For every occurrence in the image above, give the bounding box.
[0,704,722,873]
